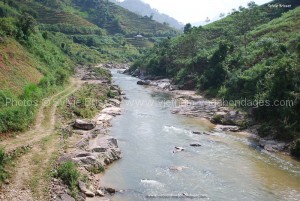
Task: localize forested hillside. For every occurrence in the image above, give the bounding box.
[0,0,175,134]
[130,0,300,157]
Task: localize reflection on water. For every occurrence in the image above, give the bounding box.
[100,70,300,201]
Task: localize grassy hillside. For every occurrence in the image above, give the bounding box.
[130,0,300,157]
[0,38,43,95]
[0,0,160,133]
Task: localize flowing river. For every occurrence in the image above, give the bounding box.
[101,70,300,201]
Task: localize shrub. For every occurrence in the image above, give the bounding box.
[56,161,80,193]
[0,17,17,36]
[211,114,223,124]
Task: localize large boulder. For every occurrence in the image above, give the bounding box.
[73,119,96,130]
[137,80,151,85]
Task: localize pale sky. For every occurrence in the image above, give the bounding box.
[141,0,271,24]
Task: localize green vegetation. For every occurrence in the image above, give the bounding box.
[0,145,32,184]
[55,161,80,196]
[1,0,174,133]
[59,82,110,120]
[131,0,300,156]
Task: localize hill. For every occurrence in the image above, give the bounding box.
[109,0,184,30]
[48,0,179,37]
[130,0,300,157]
[1,0,161,133]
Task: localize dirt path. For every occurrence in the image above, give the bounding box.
[0,78,84,201]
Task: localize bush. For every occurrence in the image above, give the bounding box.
[211,114,222,124]
[56,161,80,192]
[0,17,17,36]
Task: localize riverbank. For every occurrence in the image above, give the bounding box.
[50,66,126,201]
[122,69,294,156]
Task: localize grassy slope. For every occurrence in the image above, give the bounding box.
[0,38,43,95]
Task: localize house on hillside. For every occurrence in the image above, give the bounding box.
[134,34,144,40]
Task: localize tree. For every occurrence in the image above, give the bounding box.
[183,23,192,34]
[233,1,265,52]
[16,13,36,40]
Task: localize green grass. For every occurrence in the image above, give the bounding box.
[59,82,110,121]
[55,161,80,197]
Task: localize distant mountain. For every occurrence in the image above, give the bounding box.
[109,0,184,30]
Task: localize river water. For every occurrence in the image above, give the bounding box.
[101,70,300,201]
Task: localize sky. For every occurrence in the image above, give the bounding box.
[141,0,272,24]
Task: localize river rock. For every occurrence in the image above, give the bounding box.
[92,147,107,153]
[216,125,240,132]
[96,189,105,197]
[97,113,113,123]
[137,80,151,85]
[105,187,116,194]
[79,156,97,165]
[101,107,121,116]
[85,190,95,197]
[78,181,88,192]
[190,143,201,147]
[174,146,185,151]
[109,99,121,106]
[73,119,96,130]
[60,193,75,201]
[192,131,202,135]
[76,152,92,157]
[259,139,287,152]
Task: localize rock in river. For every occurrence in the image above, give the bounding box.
[105,187,116,194]
[190,143,201,147]
[137,80,151,85]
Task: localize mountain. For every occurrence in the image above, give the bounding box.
[130,0,300,157]
[109,0,184,30]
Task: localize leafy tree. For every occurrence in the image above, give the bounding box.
[183,23,192,34]
[233,1,266,51]
[16,13,36,41]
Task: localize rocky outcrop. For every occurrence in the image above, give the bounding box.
[215,125,240,132]
[73,119,96,130]
[258,139,289,152]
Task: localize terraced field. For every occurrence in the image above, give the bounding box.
[126,38,154,48]
[25,1,95,27]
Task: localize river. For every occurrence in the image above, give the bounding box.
[101,70,300,201]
